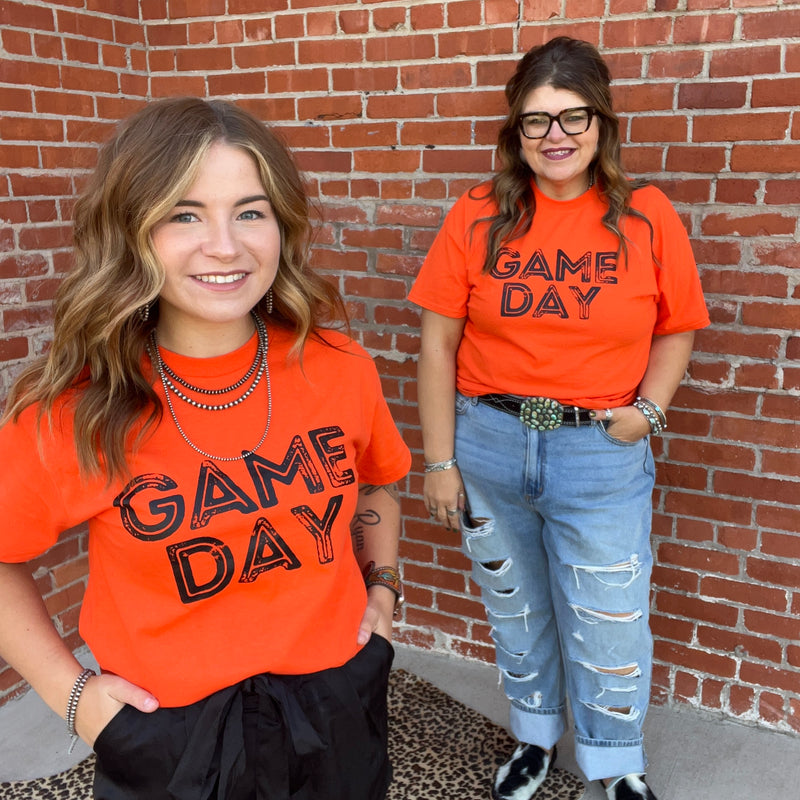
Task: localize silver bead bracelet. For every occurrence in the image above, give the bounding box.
[66,668,96,753]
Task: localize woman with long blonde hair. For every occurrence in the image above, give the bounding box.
[0,97,410,800]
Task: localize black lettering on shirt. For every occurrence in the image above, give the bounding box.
[167,536,235,603]
[114,474,185,541]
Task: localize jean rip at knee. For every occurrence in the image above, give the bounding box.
[566,556,648,723]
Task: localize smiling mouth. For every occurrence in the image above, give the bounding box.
[543,148,575,158]
[195,273,246,284]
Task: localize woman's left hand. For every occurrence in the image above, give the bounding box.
[357,586,395,646]
[603,405,652,443]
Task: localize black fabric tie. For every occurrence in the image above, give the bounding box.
[167,674,327,800]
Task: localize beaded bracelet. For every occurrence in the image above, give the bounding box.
[636,396,667,428]
[66,668,96,753]
[424,456,457,473]
[633,398,665,435]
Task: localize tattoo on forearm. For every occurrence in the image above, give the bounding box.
[360,482,400,502]
[351,483,398,551]
[350,509,379,551]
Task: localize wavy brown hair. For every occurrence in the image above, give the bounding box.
[475,36,649,273]
[3,97,347,480]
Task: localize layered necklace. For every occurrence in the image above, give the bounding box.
[148,311,272,462]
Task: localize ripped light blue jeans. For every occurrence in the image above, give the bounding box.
[454,393,655,781]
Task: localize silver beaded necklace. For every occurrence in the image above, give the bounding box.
[149,312,272,462]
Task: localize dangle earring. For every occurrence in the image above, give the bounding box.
[137,301,152,323]
[265,288,273,315]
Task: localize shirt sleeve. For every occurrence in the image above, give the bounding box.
[641,187,710,335]
[0,411,74,562]
[408,188,493,319]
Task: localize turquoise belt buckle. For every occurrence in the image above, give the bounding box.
[519,397,564,431]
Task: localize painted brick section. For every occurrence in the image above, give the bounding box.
[0,1,799,736]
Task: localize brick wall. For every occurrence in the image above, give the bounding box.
[1,0,798,733]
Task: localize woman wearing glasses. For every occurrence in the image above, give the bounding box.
[409,37,708,800]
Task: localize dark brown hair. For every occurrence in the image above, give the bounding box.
[476,36,649,273]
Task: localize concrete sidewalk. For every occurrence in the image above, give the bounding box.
[1,643,799,799]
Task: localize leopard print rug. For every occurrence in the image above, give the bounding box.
[386,670,585,800]
[1,669,585,799]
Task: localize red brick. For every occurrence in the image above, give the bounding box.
[740,662,800,695]
[603,16,671,48]
[741,9,800,40]
[332,66,396,93]
[674,13,735,43]
[665,146,727,174]
[741,301,800,331]
[444,0,481,25]
[678,82,747,109]
[401,62,472,91]
[673,670,699,701]
[694,112,789,143]
[654,642,737,678]
[0,115,63,143]
[728,684,755,717]
[701,678,725,710]
[710,46,781,78]
[758,693,786,726]
[655,591,737,627]
[650,613,694,643]
[697,626,783,663]
[630,115,688,143]
[613,84,674,112]
[658,542,740,576]
[0,337,29,362]
[731,145,800,173]
[353,149,421,174]
[602,52,644,80]
[734,362,779,390]
[765,179,800,206]
[438,27,514,59]
[761,450,800,478]
[747,557,800,591]
[701,575,787,612]
[297,95,361,122]
[422,148,494,175]
[714,179,759,205]
[146,22,189,46]
[689,239,742,266]
[375,204,442,228]
[0,59,61,89]
[2,27,32,55]
[56,9,114,40]
[647,51,704,79]
[760,531,800,562]
[674,517,716,544]
[367,93,435,120]
[486,0,519,24]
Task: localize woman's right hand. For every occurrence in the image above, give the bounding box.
[75,672,159,747]
[423,467,466,530]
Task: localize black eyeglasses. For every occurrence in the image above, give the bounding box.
[518,107,597,140]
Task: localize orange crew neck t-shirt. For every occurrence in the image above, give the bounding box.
[0,326,410,707]
[409,182,709,407]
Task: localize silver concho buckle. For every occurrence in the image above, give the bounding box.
[519,397,564,431]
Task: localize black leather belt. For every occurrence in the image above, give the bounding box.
[477,394,594,430]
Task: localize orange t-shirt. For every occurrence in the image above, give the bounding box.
[0,326,410,706]
[409,182,710,407]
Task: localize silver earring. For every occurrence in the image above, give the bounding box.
[137,302,151,323]
[265,288,273,315]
